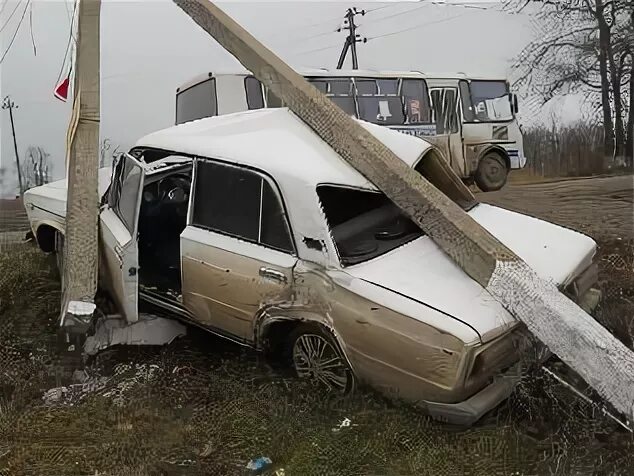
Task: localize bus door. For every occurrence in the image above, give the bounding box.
[429,87,464,177]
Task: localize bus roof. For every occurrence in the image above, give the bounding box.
[176,68,508,92]
[176,68,428,92]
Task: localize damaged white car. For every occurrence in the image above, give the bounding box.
[23,108,601,425]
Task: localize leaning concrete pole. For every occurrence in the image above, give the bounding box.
[60,0,101,326]
[173,0,634,420]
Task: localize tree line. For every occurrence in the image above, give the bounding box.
[508,0,633,169]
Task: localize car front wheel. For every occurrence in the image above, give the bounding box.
[288,323,355,394]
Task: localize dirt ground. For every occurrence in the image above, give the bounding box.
[480,175,634,241]
[0,175,633,476]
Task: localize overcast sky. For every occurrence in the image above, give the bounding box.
[0,0,581,196]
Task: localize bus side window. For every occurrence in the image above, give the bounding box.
[444,89,459,133]
[401,79,432,124]
[430,89,445,134]
[245,76,265,110]
[307,79,328,94]
[459,80,475,122]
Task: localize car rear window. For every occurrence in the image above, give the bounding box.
[317,185,423,266]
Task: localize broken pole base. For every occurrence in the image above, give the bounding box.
[488,261,634,424]
[83,313,187,356]
[62,300,97,331]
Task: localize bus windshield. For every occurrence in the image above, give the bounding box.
[176,78,218,125]
[463,80,513,122]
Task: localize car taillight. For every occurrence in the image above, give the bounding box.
[564,262,598,300]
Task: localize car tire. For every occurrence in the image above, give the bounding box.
[475,151,509,192]
[287,323,356,395]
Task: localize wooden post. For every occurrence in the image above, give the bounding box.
[60,0,101,326]
[172,0,634,421]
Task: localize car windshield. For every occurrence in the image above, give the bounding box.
[467,80,513,122]
[317,185,424,266]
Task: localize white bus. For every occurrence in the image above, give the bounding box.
[175,68,526,191]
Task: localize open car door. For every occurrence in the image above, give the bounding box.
[99,153,145,323]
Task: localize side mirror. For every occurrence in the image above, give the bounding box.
[510,93,519,114]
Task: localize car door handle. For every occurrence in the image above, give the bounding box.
[113,245,124,267]
[259,267,287,284]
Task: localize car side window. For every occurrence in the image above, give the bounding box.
[112,156,143,233]
[192,161,294,254]
[107,155,126,208]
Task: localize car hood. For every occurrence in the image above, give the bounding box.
[345,203,597,343]
[23,166,113,218]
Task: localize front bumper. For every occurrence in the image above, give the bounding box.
[421,286,602,426]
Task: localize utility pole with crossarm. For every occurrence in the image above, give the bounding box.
[2,95,24,196]
[336,7,367,69]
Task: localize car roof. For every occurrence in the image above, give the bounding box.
[135,108,431,192]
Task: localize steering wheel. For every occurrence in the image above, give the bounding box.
[157,174,191,205]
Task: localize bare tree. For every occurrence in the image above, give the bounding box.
[99,138,120,168]
[508,0,633,167]
[21,146,51,190]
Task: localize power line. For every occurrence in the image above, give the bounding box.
[0,0,24,35]
[299,13,347,30]
[361,3,428,26]
[0,0,30,65]
[426,1,489,11]
[56,0,78,86]
[28,0,35,56]
[298,27,341,42]
[294,42,342,56]
[366,12,464,41]
[363,4,399,15]
[266,13,346,45]
[64,0,72,22]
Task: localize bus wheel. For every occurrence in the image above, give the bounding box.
[475,152,508,192]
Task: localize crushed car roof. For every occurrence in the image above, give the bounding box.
[135,108,431,191]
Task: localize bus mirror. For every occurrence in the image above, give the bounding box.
[510,93,519,114]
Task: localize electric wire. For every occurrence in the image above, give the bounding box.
[55,0,78,87]
[0,0,30,65]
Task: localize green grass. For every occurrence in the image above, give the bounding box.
[0,242,633,476]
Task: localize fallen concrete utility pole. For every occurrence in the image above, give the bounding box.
[60,0,101,327]
[173,0,634,421]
